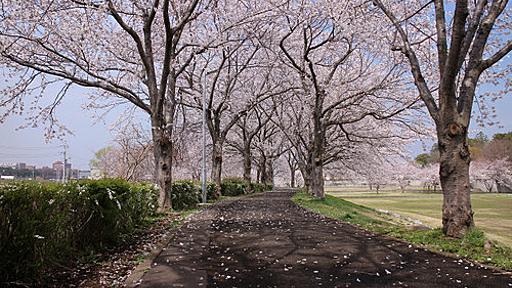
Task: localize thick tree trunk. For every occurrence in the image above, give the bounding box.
[311,97,325,199]
[152,126,173,211]
[258,156,267,184]
[438,124,474,238]
[211,142,223,198]
[290,169,295,188]
[243,144,252,183]
[309,89,326,199]
[266,158,274,187]
[310,160,324,199]
[300,166,311,194]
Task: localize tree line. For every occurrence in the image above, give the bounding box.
[0,0,510,237]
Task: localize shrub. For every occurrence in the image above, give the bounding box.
[193,181,219,202]
[207,181,219,201]
[0,179,157,285]
[251,182,272,193]
[171,180,200,210]
[221,177,250,196]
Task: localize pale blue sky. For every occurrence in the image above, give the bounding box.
[0,85,145,170]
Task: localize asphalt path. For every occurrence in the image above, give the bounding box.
[139,190,512,287]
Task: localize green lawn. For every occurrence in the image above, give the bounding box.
[326,186,512,247]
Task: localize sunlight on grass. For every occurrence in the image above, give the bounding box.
[326,187,512,247]
[293,192,512,271]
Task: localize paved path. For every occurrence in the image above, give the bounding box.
[139,190,512,287]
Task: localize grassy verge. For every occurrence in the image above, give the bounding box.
[326,189,512,247]
[292,192,512,271]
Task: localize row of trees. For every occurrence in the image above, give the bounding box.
[416,132,512,167]
[414,132,512,192]
[351,158,512,195]
[0,0,510,237]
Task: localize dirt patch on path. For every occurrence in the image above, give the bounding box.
[139,191,512,288]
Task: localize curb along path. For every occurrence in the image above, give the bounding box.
[138,190,512,287]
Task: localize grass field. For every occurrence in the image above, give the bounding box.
[326,186,512,247]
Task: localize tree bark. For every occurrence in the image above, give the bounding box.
[258,156,267,184]
[310,90,326,199]
[300,165,311,194]
[152,124,173,211]
[290,169,296,188]
[211,141,223,198]
[243,143,252,183]
[310,159,324,198]
[438,123,474,237]
[266,158,274,186]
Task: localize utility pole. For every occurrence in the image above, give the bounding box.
[201,72,207,204]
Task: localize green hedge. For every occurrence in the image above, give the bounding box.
[192,181,219,203]
[0,179,157,285]
[221,177,249,196]
[251,182,273,193]
[220,177,272,196]
[171,180,200,210]
[207,181,219,201]
[0,178,264,284]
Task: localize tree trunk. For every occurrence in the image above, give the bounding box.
[290,169,295,188]
[311,95,325,199]
[309,88,326,199]
[211,141,223,198]
[152,126,173,212]
[258,156,267,184]
[303,177,311,193]
[266,158,274,187]
[310,160,324,199]
[438,124,474,238]
[300,165,311,194]
[243,144,252,183]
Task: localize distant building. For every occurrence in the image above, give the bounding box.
[40,166,57,180]
[78,170,91,179]
[0,175,15,180]
[52,160,63,170]
[16,162,26,170]
[53,161,64,180]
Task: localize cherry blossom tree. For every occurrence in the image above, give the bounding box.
[0,0,210,208]
[271,0,422,198]
[373,0,512,236]
[284,149,300,188]
[470,158,512,192]
[0,0,227,210]
[180,17,293,194]
[228,103,275,183]
[252,111,289,185]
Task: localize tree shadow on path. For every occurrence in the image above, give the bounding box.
[139,191,512,287]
